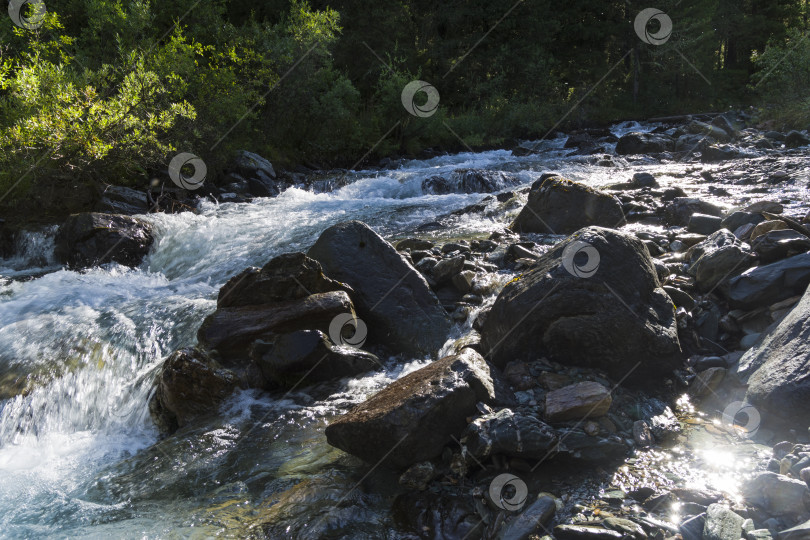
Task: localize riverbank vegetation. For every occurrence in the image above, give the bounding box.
[0,0,808,200]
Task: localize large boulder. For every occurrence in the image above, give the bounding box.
[308,221,451,356]
[197,291,356,359]
[217,252,351,308]
[686,230,754,291]
[149,348,239,433]
[325,349,508,469]
[742,472,810,517]
[511,177,626,234]
[480,227,681,382]
[751,229,810,264]
[664,198,725,226]
[616,132,674,155]
[545,381,612,423]
[251,329,380,387]
[422,169,521,194]
[721,253,810,310]
[739,286,810,421]
[55,212,154,269]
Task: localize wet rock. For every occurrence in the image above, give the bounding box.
[633,172,658,188]
[554,524,624,540]
[688,213,723,235]
[432,256,465,285]
[740,288,810,422]
[481,227,681,382]
[149,348,239,433]
[398,462,436,491]
[308,221,451,356]
[324,349,507,469]
[616,132,674,155]
[556,427,627,462]
[461,408,558,461]
[703,503,745,540]
[722,253,810,310]
[54,212,154,269]
[746,201,784,214]
[785,131,810,149]
[687,230,754,291]
[392,491,480,539]
[198,291,355,359]
[545,382,612,423]
[251,329,380,387]
[217,252,350,308]
[752,230,810,264]
[422,169,521,194]
[689,367,726,398]
[603,517,647,539]
[742,472,810,517]
[501,495,557,540]
[511,177,625,234]
[680,513,706,540]
[665,198,725,226]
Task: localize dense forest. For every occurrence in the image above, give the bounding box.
[0,0,809,201]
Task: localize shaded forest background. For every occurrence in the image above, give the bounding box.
[1,0,809,200]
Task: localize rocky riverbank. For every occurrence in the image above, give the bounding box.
[3,113,810,539]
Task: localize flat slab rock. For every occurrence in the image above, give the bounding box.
[325,348,509,469]
[545,381,612,423]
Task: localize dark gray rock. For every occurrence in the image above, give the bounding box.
[786,131,810,149]
[308,221,451,356]
[752,230,810,264]
[217,252,351,308]
[701,145,739,162]
[632,172,658,188]
[324,349,508,469]
[742,472,810,517]
[778,519,810,540]
[55,212,154,269]
[461,409,558,461]
[233,150,276,179]
[481,227,681,382]
[555,427,627,462]
[149,348,239,433]
[96,185,148,215]
[251,329,380,387]
[688,213,723,235]
[432,256,465,285]
[722,212,766,233]
[555,524,624,540]
[722,253,810,310]
[511,177,626,234]
[665,198,725,226]
[501,495,557,540]
[422,169,521,194]
[740,288,810,422]
[616,132,674,155]
[679,513,706,540]
[603,517,647,539]
[197,291,355,359]
[687,230,754,291]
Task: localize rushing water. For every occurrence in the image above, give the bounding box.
[0,124,807,538]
